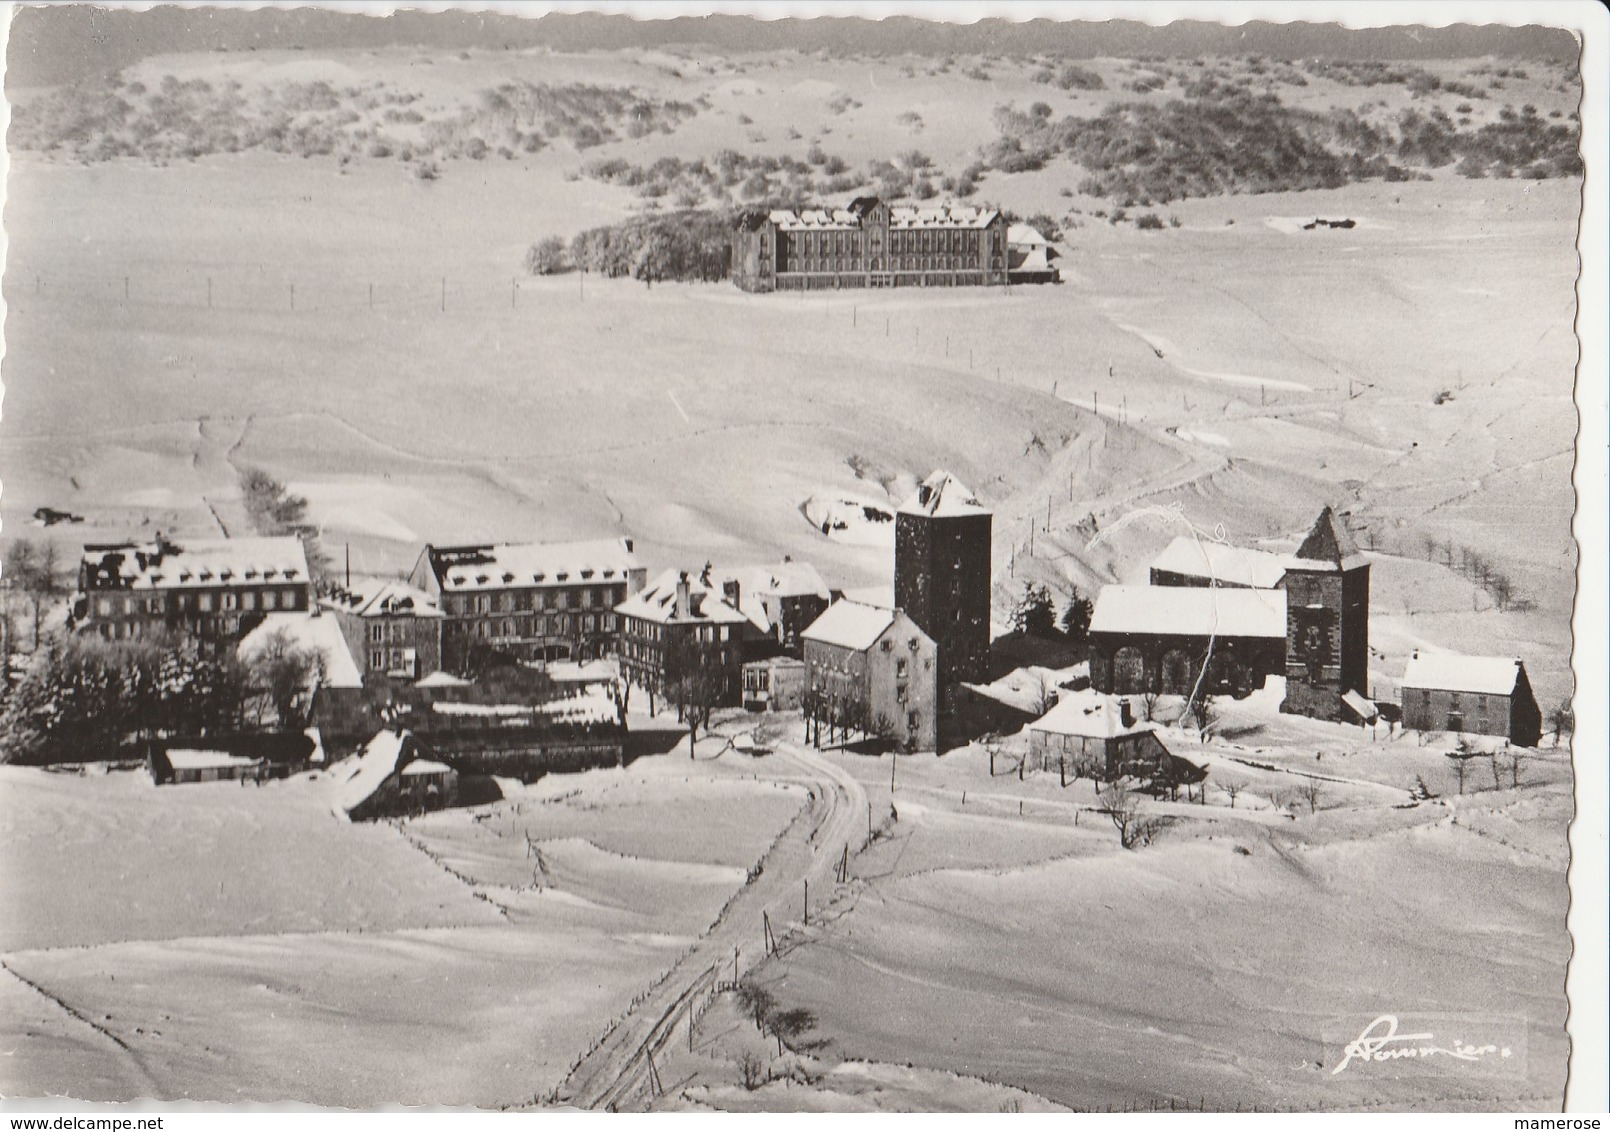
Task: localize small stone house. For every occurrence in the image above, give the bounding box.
[1399,651,1542,748]
[802,601,938,752]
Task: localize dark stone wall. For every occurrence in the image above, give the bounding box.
[895,511,992,708]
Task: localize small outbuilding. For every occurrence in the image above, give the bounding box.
[743,655,807,712]
[1026,690,1167,780]
[1399,651,1542,748]
[333,730,460,821]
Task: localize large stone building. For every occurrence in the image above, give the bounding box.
[1089,508,1372,723]
[1399,651,1542,747]
[732,197,1010,292]
[76,535,312,644]
[1087,584,1289,698]
[894,471,992,717]
[615,569,750,710]
[705,559,831,658]
[323,578,444,681]
[801,600,938,752]
[409,538,645,673]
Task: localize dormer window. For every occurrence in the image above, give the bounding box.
[199,570,213,582]
[502,573,515,583]
[556,572,569,582]
[475,574,488,585]
[533,572,546,583]
[285,569,299,580]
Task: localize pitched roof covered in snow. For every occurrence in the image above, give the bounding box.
[767,201,1002,232]
[1150,536,1289,589]
[1089,585,1287,640]
[614,568,750,626]
[705,560,832,633]
[324,578,442,619]
[238,611,364,690]
[415,671,470,688]
[802,601,931,653]
[1287,507,1368,572]
[421,538,641,594]
[332,729,413,817]
[166,749,262,772]
[1029,689,1153,739]
[1400,651,1527,696]
[79,536,309,591]
[898,471,989,519]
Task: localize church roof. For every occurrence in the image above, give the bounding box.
[1089,585,1287,639]
[1150,536,1289,589]
[1288,507,1368,572]
[898,471,989,518]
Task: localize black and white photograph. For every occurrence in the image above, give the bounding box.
[0,0,1604,1116]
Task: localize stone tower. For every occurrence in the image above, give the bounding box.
[1280,507,1371,721]
[894,472,992,719]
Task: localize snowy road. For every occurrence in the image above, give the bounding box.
[556,739,868,1111]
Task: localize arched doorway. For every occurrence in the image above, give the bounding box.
[1161,648,1194,695]
[1113,646,1147,695]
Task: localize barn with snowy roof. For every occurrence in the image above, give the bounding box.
[1399,651,1541,748]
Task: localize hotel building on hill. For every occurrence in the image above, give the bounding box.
[732,197,1010,292]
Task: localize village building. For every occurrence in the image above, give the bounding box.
[1279,507,1371,722]
[1026,690,1165,779]
[1006,223,1062,284]
[1399,651,1542,747]
[615,569,750,710]
[1087,584,1289,697]
[409,537,645,673]
[148,747,263,785]
[706,559,832,658]
[732,197,1010,292]
[894,471,993,723]
[742,655,807,712]
[801,601,938,752]
[323,578,444,681]
[76,535,311,644]
[332,730,459,822]
[1148,536,1290,590]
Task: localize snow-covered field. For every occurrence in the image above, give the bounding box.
[0,746,809,1106]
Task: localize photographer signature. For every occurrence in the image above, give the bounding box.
[1332,1015,1513,1075]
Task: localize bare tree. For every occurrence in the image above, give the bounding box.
[1103,777,1159,850]
[1301,780,1323,814]
[737,1051,766,1091]
[664,632,727,757]
[4,540,69,650]
[1185,694,1219,743]
[1223,779,1242,809]
[1138,690,1161,722]
[1447,743,1475,795]
[1550,700,1574,748]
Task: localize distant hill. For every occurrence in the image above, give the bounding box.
[6,7,1580,91]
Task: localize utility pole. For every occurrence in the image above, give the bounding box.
[441,277,446,313]
[369,282,374,309]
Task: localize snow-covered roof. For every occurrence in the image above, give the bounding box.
[1029,690,1153,739]
[415,671,470,688]
[542,658,619,684]
[1287,507,1368,572]
[80,536,309,591]
[615,568,750,626]
[768,202,1001,231]
[1089,585,1287,639]
[898,471,988,519]
[771,207,861,231]
[704,561,832,634]
[1007,223,1050,247]
[424,538,640,593]
[1150,536,1289,589]
[238,611,364,690]
[166,749,261,771]
[888,204,1001,229]
[400,758,453,777]
[962,665,1071,715]
[333,730,410,816]
[1400,651,1525,696]
[1342,690,1379,721]
[802,600,900,652]
[429,692,617,726]
[324,578,442,619]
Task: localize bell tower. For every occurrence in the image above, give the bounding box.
[1280,507,1370,722]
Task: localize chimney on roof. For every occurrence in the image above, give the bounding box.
[1119,699,1135,729]
[676,573,692,619]
[622,537,634,554]
[723,578,741,609]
